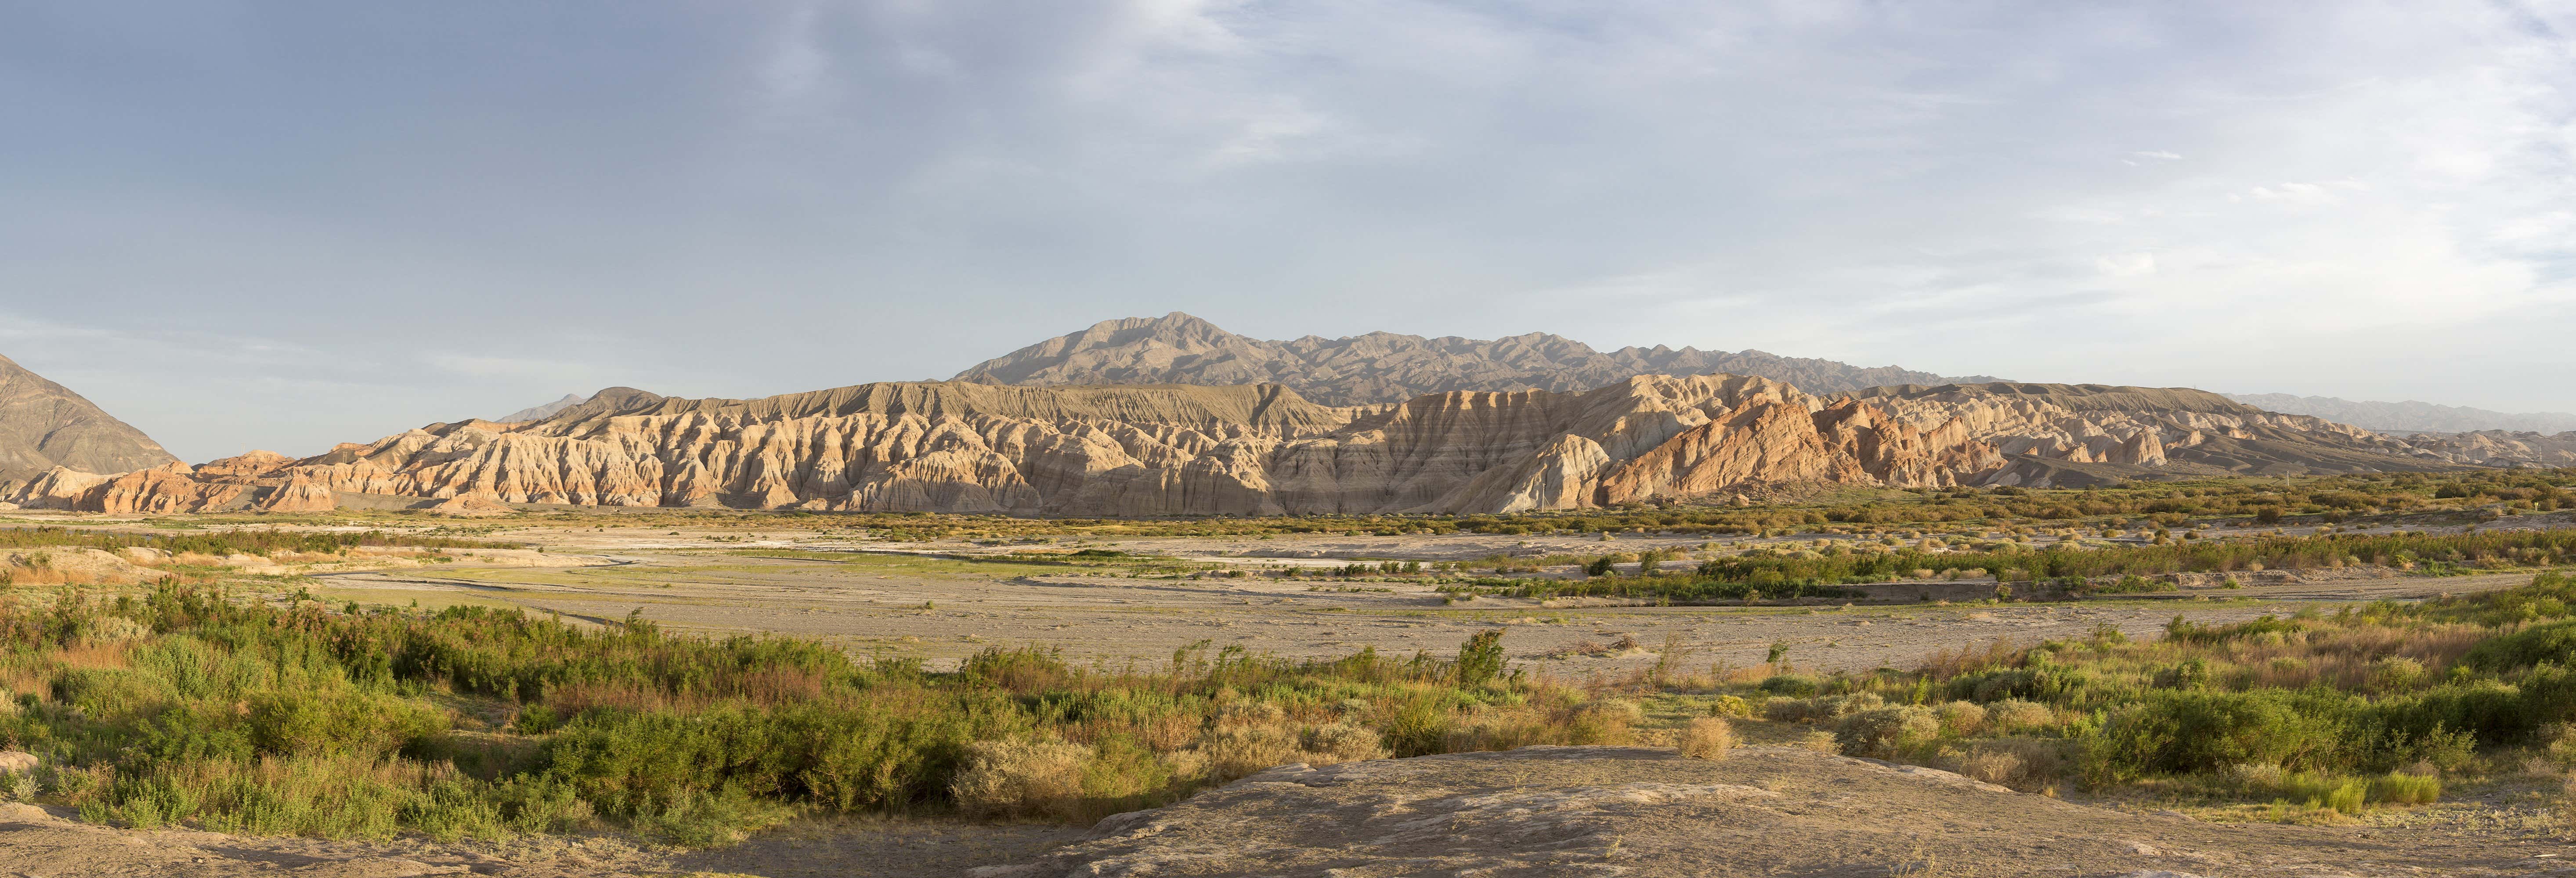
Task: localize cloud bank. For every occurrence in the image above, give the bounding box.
[1,1,2569,459]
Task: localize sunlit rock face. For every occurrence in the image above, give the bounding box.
[11,373,2458,516]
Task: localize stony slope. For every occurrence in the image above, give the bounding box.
[2225,392,2576,434]
[0,353,176,479]
[5,374,2453,515]
[954,312,2003,403]
[987,747,2552,877]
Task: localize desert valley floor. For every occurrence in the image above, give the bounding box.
[5,508,2576,876]
[295,524,2543,677]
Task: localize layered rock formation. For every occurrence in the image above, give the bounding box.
[0,451,310,514]
[954,313,2003,404]
[0,353,176,479]
[5,374,2457,516]
[1851,383,2442,484]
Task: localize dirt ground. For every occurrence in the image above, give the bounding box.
[299,523,2544,675]
[0,802,1086,878]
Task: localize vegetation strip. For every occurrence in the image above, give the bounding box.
[0,525,523,556]
[1440,529,2576,603]
[0,586,1618,844]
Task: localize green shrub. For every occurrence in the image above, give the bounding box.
[0,583,1574,845]
[247,691,448,759]
[2085,690,2357,782]
[1757,674,1818,697]
[1377,698,1455,757]
[2462,619,2576,670]
[1454,630,1507,688]
[2365,656,2426,693]
[2368,771,2442,805]
[1835,706,1940,759]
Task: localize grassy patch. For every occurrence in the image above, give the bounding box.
[0,585,1626,844]
[1685,570,2576,816]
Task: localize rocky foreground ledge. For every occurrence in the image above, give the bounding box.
[973,746,2559,878]
[0,747,2566,877]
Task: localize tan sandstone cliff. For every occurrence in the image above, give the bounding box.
[2,374,2459,516]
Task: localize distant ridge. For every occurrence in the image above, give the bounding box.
[953,312,2005,406]
[495,393,590,424]
[0,353,177,479]
[2225,393,2576,435]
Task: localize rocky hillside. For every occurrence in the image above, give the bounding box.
[954,313,2003,404]
[6,374,2453,515]
[0,353,175,479]
[2225,392,2576,434]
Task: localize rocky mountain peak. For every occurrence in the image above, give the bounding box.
[0,353,176,479]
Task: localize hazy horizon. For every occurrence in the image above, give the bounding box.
[5,2,2571,461]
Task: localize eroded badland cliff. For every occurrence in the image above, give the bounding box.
[4,373,2464,516]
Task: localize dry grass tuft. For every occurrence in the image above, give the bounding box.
[1933,701,1987,736]
[1943,738,2068,791]
[950,739,1094,819]
[1299,723,1388,764]
[1203,725,1301,780]
[1679,717,1734,759]
[1983,699,2054,733]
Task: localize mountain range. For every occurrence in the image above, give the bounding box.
[2222,393,2576,435]
[4,314,2567,516]
[953,313,2006,405]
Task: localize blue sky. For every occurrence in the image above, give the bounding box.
[4,1,2572,460]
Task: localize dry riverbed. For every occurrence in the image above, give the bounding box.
[291,526,2543,674]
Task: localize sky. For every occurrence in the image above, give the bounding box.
[4,1,2573,461]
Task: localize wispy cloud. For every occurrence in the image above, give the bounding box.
[3,0,2573,447]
